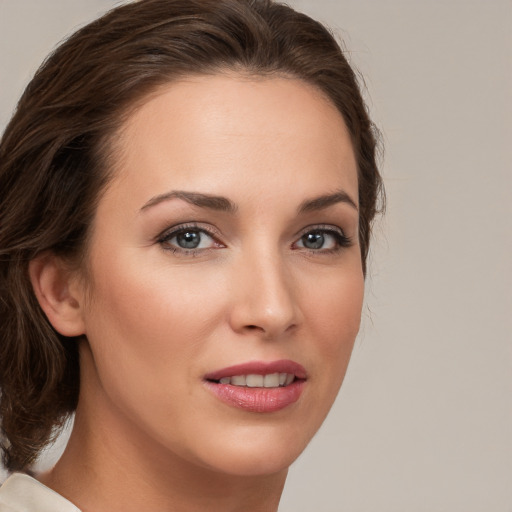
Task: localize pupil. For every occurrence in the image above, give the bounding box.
[303,232,324,249]
[177,231,200,249]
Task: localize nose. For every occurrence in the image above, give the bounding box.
[228,249,301,340]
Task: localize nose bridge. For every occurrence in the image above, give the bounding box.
[230,241,299,338]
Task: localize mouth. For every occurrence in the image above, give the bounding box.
[213,372,296,388]
[203,360,307,413]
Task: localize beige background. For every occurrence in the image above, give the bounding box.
[1,1,511,510]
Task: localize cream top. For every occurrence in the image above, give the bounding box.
[0,473,80,512]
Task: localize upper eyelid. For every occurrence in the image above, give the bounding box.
[156,222,348,246]
[157,222,221,241]
[294,223,346,238]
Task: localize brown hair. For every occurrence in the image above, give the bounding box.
[0,0,384,472]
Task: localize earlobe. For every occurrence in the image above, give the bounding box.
[29,253,86,337]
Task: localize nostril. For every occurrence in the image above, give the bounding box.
[246,325,262,331]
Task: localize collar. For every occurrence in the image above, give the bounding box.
[0,473,81,512]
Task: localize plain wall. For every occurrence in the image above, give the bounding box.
[1,1,511,510]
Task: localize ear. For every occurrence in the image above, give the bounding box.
[29,253,86,337]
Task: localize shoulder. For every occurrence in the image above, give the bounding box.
[0,473,80,512]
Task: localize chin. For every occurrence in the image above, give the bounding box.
[202,446,300,478]
[187,420,317,477]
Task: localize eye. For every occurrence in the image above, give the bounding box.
[158,224,221,253]
[294,226,352,252]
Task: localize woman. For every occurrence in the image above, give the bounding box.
[0,0,383,510]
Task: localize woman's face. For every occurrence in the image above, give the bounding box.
[76,74,364,476]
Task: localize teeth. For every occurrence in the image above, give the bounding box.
[246,374,264,387]
[263,373,280,388]
[217,373,296,388]
[231,375,246,386]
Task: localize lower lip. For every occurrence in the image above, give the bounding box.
[204,380,305,413]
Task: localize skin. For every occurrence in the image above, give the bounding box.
[32,74,364,512]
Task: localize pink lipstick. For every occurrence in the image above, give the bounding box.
[203,360,307,413]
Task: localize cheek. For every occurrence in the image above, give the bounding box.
[305,263,364,345]
[323,278,363,354]
[303,268,364,395]
[79,253,228,410]
[85,252,222,346]
[78,253,232,452]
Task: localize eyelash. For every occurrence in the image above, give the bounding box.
[294,224,353,255]
[156,222,353,256]
[157,223,222,256]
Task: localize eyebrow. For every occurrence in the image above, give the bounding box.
[298,190,358,213]
[140,188,358,214]
[140,190,238,213]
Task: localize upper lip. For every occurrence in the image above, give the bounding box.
[204,359,307,381]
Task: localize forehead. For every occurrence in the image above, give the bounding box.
[107,73,358,211]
